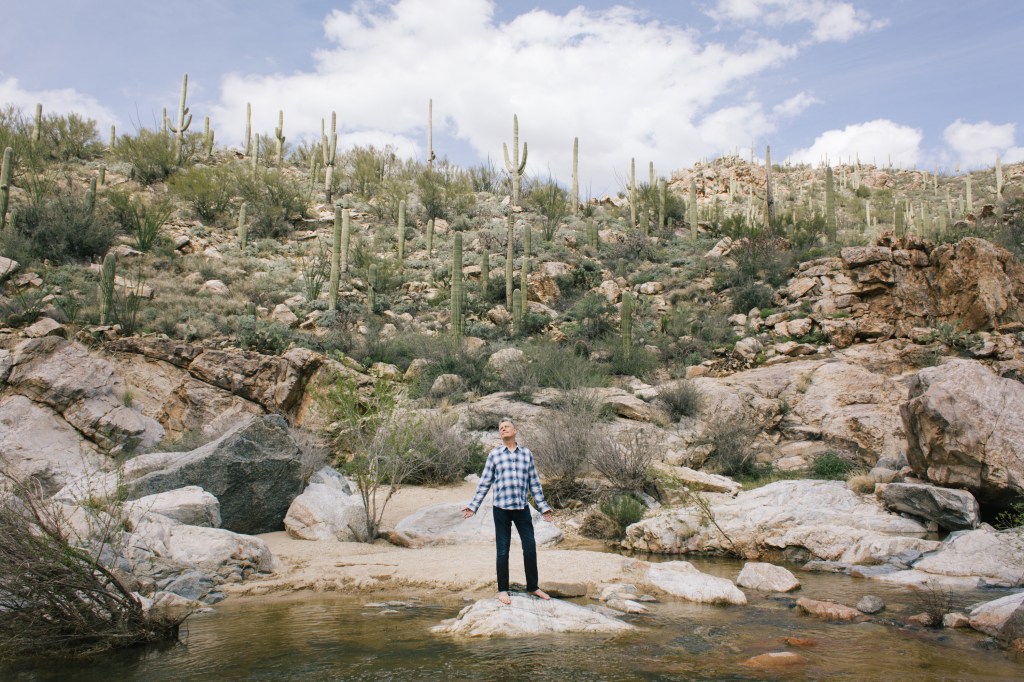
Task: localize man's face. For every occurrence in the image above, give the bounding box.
[499,421,516,440]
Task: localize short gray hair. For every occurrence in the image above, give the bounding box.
[498,417,515,427]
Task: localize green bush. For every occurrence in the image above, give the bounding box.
[234,315,295,354]
[994,497,1024,529]
[599,494,646,537]
[564,292,616,341]
[731,281,775,314]
[701,414,760,478]
[524,340,608,390]
[235,168,309,239]
[168,165,236,223]
[114,129,182,185]
[42,113,103,161]
[660,380,702,420]
[526,176,570,240]
[7,185,117,263]
[810,451,853,480]
[128,196,174,251]
[609,344,658,380]
[406,415,488,485]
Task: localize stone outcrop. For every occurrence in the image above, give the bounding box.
[877,482,980,531]
[900,359,1024,507]
[431,594,635,636]
[128,486,222,528]
[880,526,1024,588]
[126,415,305,534]
[395,502,562,547]
[968,591,1024,642]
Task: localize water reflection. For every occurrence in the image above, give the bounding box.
[3,563,1022,681]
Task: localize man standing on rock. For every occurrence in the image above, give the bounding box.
[463,417,554,605]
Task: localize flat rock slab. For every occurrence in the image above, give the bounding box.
[796,597,864,622]
[645,561,747,605]
[431,594,635,636]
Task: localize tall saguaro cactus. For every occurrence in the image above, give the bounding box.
[426,218,435,257]
[32,103,42,146]
[505,213,515,308]
[274,110,286,165]
[512,289,523,336]
[397,200,406,264]
[658,179,667,230]
[330,203,342,311]
[322,112,338,203]
[244,102,253,156]
[451,233,464,340]
[503,114,528,206]
[203,116,214,156]
[167,74,192,161]
[99,253,117,325]
[237,202,249,247]
[824,165,837,241]
[570,137,579,217]
[996,154,1004,201]
[341,207,351,273]
[0,147,12,232]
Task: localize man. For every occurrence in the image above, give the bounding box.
[463,417,554,605]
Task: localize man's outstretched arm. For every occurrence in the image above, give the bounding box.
[463,452,495,517]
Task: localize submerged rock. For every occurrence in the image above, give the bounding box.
[796,597,864,622]
[742,651,807,668]
[431,594,635,636]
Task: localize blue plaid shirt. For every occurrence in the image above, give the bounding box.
[467,442,551,514]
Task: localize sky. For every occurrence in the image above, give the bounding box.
[1,0,1022,194]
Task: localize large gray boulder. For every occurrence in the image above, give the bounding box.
[395,501,562,547]
[968,591,1024,642]
[900,359,1024,507]
[284,467,367,542]
[877,482,980,531]
[431,594,635,636]
[127,415,304,534]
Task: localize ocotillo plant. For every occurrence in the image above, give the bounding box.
[237,202,249,247]
[0,147,12,232]
[570,137,579,217]
[427,99,436,167]
[512,288,523,336]
[520,223,531,306]
[244,102,252,156]
[502,114,528,206]
[274,110,286,165]
[480,248,489,294]
[620,291,633,358]
[824,166,837,240]
[322,112,338,203]
[688,178,698,239]
[367,264,378,312]
[397,199,406,265]
[451,233,464,340]
[99,253,116,325]
[629,158,637,227]
[505,213,514,308]
[426,218,435,257]
[330,203,342,311]
[167,74,192,161]
[341,207,351,273]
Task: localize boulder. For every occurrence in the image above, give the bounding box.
[900,359,1024,506]
[969,591,1024,642]
[736,562,800,592]
[877,482,980,531]
[271,304,299,326]
[0,255,21,282]
[796,597,864,621]
[742,652,807,669]
[127,516,272,582]
[430,373,464,397]
[431,594,635,636]
[857,595,885,614]
[645,561,747,605]
[128,486,221,527]
[284,480,368,542]
[905,526,1024,587]
[22,317,66,338]
[395,502,562,547]
[486,347,525,374]
[127,415,305,534]
[666,466,741,495]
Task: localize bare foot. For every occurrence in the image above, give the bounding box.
[529,589,551,600]
[497,591,511,605]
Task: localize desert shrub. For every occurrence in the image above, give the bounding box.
[406,415,488,484]
[0,473,185,658]
[114,128,181,185]
[701,414,760,478]
[564,292,616,341]
[42,112,103,161]
[9,185,117,263]
[607,230,659,264]
[810,451,853,480]
[462,409,506,433]
[994,497,1024,529]
[168,164,236,222]
[128,195,174,251]
[526,176,570,240]
[499,358,539,401]
[907,581,955,628]
[927,321,982,353]
[0,286,50,326]
[715,236,793,291]
[589,429,656,495]
[731,281,775,314]
[526,394,602,497]
[847,475,875,494]
[345,145,392,200]
[659,380,702,420]
[235,168,309,239]
[416,164,476,221]
[288,427,331,485]
[234,315,295,354]
[525,339,607,390]
[299,241,331,303]
[609,343,658,380]
[599,494,646,537]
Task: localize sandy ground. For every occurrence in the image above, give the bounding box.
[223,480,640,600]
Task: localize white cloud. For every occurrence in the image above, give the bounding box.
[0,77,118,130]
[943,119,1021,167]
[209,0,804,192]
[773,91,820,118]
[707,0,882,43]
[791,119,922,166]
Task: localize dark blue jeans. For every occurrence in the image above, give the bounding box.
[493,506,539,593]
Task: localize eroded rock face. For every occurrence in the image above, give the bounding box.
[877,482,980,531]
[900,359,1024,506]
[127,415,305,535]
[623,480,936,564]
[431,595,634,636]
[395,502,562,547]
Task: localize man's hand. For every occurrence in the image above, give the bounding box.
[462,507,474,519]
[542,510,554,523]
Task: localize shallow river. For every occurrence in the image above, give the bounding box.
[4,556,1023,681]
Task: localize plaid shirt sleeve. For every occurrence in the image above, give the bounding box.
[466,449,496,512]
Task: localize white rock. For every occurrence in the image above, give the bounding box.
[201,279,229,295]
[284,482,368,542]
[127,518,273,578]
[968,591,1024,639]
[271,304,299,326]
[646,561,747,605]
[736,562,800,592]
[128,486,221,527]
[431,594,634,636]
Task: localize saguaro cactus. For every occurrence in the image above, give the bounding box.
[824,165,837,240]
[451,233,464,340]
[512,289,523,336]
[244,102,253,156]
[32,103,42,146]
[503,114,528,206]
[658,179,666,230]
[237,202,249,247]
[765,145,775,235]
[109,124,116,148]
[341,207,351,273]
[0,147,12,232]
[505,214,515,308]
[996,153,1004,201]
[620,291,633,357]
[203,117,214,157]
[426,218,435,257]
[587,217,599,249]
[86,177,97,218]
[480,248,490,294]
[966,174,973,212]
[427,99,436,167]
[99,253,116,325]
[322,112,338,203]
[250,134,260,175]
[274,110,286,165]
[570,136,579,217]
[330,203,342,311]
[167,74,192,161]
[520,223,531,305]
[98,164,106,187]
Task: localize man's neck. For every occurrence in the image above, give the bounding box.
[502,438,518,450]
